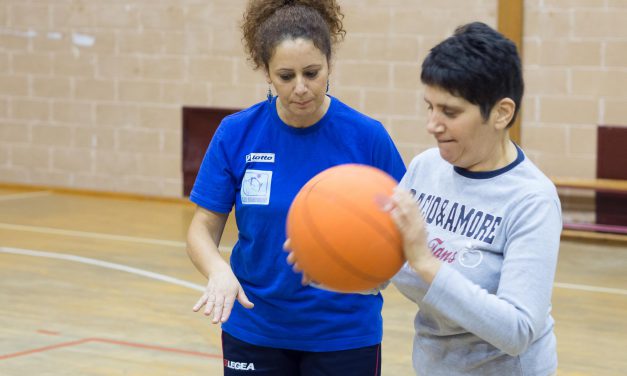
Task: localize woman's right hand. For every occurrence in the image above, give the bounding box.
[192,264,254,324]
[383,188,441,284]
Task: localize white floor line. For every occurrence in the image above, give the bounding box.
[0,222,186,247]
[0,222,233,252]
[0,247,205,292]
[1,244,625,297]
[553,282,627,296]
[0,191,53,201]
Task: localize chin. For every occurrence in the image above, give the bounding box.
[437,148,452,161]
[290,105,316,115]
[289,109,313,118]
[438,150,462,167]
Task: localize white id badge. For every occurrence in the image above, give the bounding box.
[241,169,273,205]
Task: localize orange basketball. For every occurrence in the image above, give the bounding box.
[286,164,405,293]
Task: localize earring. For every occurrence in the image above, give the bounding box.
[267,85,273,103]
[326,80,329,93]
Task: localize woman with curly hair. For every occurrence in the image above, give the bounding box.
[186,1,405,374]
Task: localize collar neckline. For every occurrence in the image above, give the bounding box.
[453,143,525,179]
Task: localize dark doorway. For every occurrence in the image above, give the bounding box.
[596,125,627,227]
[182,107,239,196]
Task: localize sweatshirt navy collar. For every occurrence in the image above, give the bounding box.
[453,143,525,179]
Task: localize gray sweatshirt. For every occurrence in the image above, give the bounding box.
[392,146,561,376]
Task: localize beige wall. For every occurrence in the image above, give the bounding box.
[0,0,625,197]
[523,0,627,179]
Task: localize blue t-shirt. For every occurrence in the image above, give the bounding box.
[190,96,406,351]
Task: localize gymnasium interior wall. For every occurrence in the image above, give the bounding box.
[0,0,626,197]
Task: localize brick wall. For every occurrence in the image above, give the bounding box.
[336,0,497,164]
[523,0,627,178]
[0,0,625,197]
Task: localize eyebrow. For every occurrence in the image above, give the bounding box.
[423,97,462,110]
[275,64,323,72]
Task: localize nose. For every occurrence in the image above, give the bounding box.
[294,76,308,96]
[426,111,444,135]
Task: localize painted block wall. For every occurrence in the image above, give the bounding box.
[0,0,625,197]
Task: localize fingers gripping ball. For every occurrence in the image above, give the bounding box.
[286,164,405,292]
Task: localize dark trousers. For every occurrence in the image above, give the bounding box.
[222,331,381,376]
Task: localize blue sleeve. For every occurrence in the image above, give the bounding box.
[371,123,406,182]
[189,123,235,213]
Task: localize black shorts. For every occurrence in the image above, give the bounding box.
[222,331,381,376]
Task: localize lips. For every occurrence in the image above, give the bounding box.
[293,100,312,107]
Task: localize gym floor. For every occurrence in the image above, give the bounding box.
[0,186,625,375]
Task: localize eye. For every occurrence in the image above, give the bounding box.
[279,74,294,81]
[304,70,319,79]
[443,109,457,118]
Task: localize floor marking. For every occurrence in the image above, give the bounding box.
[0,247,205,292]
[37,330,60,336]
[0,191,52,201]
[1,247,625,297]
[0,337,221,361]
[0,338,91,360]
[0,222,233,253]
[0,223,186,247]
[0,248,223,363]
[553,282,627,296]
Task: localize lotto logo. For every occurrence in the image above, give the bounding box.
[246,153,275,163]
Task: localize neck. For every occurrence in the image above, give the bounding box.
[468,135,517,172]
[494,136,518,169]
[277,95,331,128]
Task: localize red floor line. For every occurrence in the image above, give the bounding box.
[37,329,60,336]
[0,337,221,361]
[563,222,627,234]
[0,338,91,360]
[91,338,222,359]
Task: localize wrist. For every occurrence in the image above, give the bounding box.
[410,256,441,284]
[207,257,231,277]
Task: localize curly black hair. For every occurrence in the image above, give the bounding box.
[241,0,345,70]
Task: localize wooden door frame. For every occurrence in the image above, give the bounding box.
[498,0,523,146]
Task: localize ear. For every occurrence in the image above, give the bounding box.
[491,98,516,130]
[263,69,271,84]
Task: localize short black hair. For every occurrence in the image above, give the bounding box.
[421,22,524,127]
